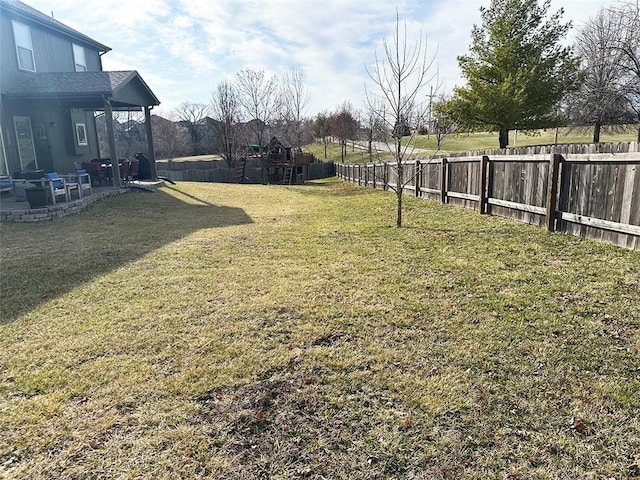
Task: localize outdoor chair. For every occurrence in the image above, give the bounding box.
[129,159,139,180]
[0,175,13,196]
[119,160,130,181]
[45,172,79,204]
[83,161,106,185]
[65,170,92,198]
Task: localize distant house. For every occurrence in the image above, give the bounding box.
[0,0,160,185]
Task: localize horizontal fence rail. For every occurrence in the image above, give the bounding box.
[158,161,335,184]
[336,152,640,251]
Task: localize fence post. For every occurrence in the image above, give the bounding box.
[372,164,376,189]
[440,158,448,204]
[384,162,388,191]
[478,155,489,214]
[545,153,562,232]
[415,160,421,197]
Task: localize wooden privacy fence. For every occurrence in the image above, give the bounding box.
[157,161,335,184]
[336,153,640,250]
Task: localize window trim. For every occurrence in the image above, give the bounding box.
[12,20,36,72]
[75,123,88,146]
[13,116,38,170]
[73,44,87,72]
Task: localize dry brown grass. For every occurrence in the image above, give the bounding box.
[1,179,639,479]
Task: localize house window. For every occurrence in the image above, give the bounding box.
[12,21,35,72]
[73,44,86,72]
[75,123,88,146]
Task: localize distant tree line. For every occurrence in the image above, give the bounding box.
[101,0,640,162]
[436,0,640,147]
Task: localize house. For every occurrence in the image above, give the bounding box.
[0,0,160,186]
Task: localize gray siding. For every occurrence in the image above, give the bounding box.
[0,12,102,93]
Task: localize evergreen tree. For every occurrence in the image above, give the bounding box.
[443,0,577,148]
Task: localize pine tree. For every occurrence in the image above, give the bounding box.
[443,0,577,148]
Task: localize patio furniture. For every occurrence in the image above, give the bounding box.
[13,169,44,182]
[82,161,106,186]
[44,172,79,204]
[119,160,130,181]
[129,158,139,180]
[65,170,92,198]
[0,175,13,195]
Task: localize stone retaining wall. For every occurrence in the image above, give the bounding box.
[1,189,126,223]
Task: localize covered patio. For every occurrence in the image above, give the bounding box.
[2,70,160,188]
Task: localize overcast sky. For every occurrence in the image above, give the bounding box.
[25,0,615,118]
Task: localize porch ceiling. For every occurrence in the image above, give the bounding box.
[3,70,160,109]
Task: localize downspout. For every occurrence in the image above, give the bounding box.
[0,98,9,175]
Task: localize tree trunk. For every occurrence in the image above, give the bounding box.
[637,123,640,144]
[499,128,509,149]
[593,122,601,143]
[396,162,403,227]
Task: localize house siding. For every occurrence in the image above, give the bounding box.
[0,13,102,94]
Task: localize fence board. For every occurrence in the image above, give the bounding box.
[336,150,640,250]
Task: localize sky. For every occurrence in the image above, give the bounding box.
[25,0,616,118]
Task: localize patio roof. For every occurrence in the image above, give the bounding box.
[4,71,160,109]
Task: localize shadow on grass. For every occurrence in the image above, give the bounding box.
[0,187,253,324]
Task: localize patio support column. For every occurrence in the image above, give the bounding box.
[144,106,157,180]
[103,97,122,188]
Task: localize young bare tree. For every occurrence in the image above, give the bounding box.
[361,99,388,163]
[235,69,280,182]
[366,11,437,227]
[328,102,359,162]
[174,102,210,156]
[211,80,241,168]
[281,67,311,149]
[312,111,330,159]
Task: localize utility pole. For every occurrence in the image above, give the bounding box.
[427,85,435,139]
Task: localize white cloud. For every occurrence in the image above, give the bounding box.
[24,0,619,115]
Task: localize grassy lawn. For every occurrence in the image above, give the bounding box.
[413,126,639,153]
[308,125,639,163]
[1,180,639,479]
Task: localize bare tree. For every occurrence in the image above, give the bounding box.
[566,7,631,142]
[610,0,640,141]
[328,101,359,162]
[361,99,388,162]
[236,69,280,182]
[151,112,189,161]
[366,11,437,227]
[174,102,210,156]
[431,94,460,150]
[211,80,241,168]
[312,111,330,159]
[281,67,311,149]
